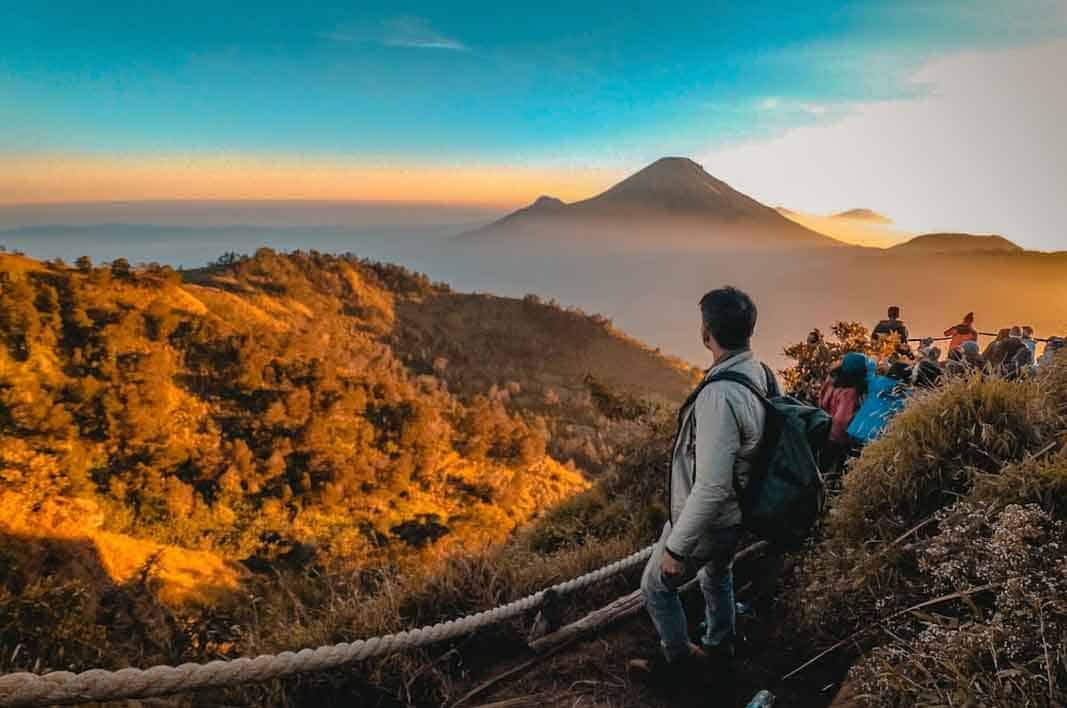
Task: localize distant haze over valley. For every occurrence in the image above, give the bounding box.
[4,158,1066,368]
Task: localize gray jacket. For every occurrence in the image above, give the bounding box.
[665,350,775,560]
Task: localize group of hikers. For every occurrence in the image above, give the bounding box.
[628,289,1065,699]
[871,306,1063,379]
[819,306,1065,476]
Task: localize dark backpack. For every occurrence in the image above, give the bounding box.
[698,364,831,549]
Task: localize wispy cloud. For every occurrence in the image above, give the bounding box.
[384,38,467,51]
[383,36,468,51]
[758,97,833,115]
[324,16,470,52]
[382,16,468,51]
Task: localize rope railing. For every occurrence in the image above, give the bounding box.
[0,546,654,707]
[903,329,1055,345]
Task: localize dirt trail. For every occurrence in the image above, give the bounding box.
[449,613,849,708]
[447,555,852,708]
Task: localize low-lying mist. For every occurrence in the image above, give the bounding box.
[5,220,1066,369]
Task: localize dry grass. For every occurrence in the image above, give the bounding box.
[0,436,661,706]
[209,533,647,706]
[788,354,1067,707]
[829,372,1051,547]
[0,512,649,705]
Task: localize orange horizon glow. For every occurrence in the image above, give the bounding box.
[1,154,622,207]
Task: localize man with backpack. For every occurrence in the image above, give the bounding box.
[631,287,828,689]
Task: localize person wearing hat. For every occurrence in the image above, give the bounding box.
[944,312,978,352]
[818,352,868,476]
[947,340,986,376]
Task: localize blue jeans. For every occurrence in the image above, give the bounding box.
[640,522,740,662]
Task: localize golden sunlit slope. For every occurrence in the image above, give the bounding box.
[0,491,243,606]
[0,248,692,698]
[0,249,694,578]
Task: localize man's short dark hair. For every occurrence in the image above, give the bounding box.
[888,306,901,319]
[699,286,757,350]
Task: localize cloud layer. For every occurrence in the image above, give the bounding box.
[703,40,1067,251]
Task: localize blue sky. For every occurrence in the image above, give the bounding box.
[4,1,1067,250]
[5,1,1065,163]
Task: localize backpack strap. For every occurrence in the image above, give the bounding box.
[761,362,781,397]
[707,370,773,409]
[706,369,784,505]
[677,376,714,427]
[680,363,776,423]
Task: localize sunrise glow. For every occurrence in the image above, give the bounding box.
[3,153,619,207]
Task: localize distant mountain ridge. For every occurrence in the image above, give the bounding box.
[891,232,1024,254]
[469,157,839,248]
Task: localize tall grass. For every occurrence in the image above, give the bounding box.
[830,373,1050,546]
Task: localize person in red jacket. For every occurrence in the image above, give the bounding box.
[944,312,978,351]
[818,352,867,478]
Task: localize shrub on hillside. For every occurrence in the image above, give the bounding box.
[781,321,874,403]
[0,251,585,566]
[525,412,673,555]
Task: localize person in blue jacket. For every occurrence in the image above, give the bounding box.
[847,358,911,444]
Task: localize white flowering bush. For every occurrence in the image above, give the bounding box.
[850,502,1067,705]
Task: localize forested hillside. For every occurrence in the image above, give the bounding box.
[0,249,694,574]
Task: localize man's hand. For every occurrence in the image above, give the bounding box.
[660,551,685,580]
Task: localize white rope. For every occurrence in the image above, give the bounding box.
[0,545,653,707]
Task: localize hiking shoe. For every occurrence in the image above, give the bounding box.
[700,641,736,677]
[627,643,706,692]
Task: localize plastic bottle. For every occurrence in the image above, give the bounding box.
[745,690,775,707]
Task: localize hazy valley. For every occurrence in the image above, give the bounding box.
[8,159,1066,373]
